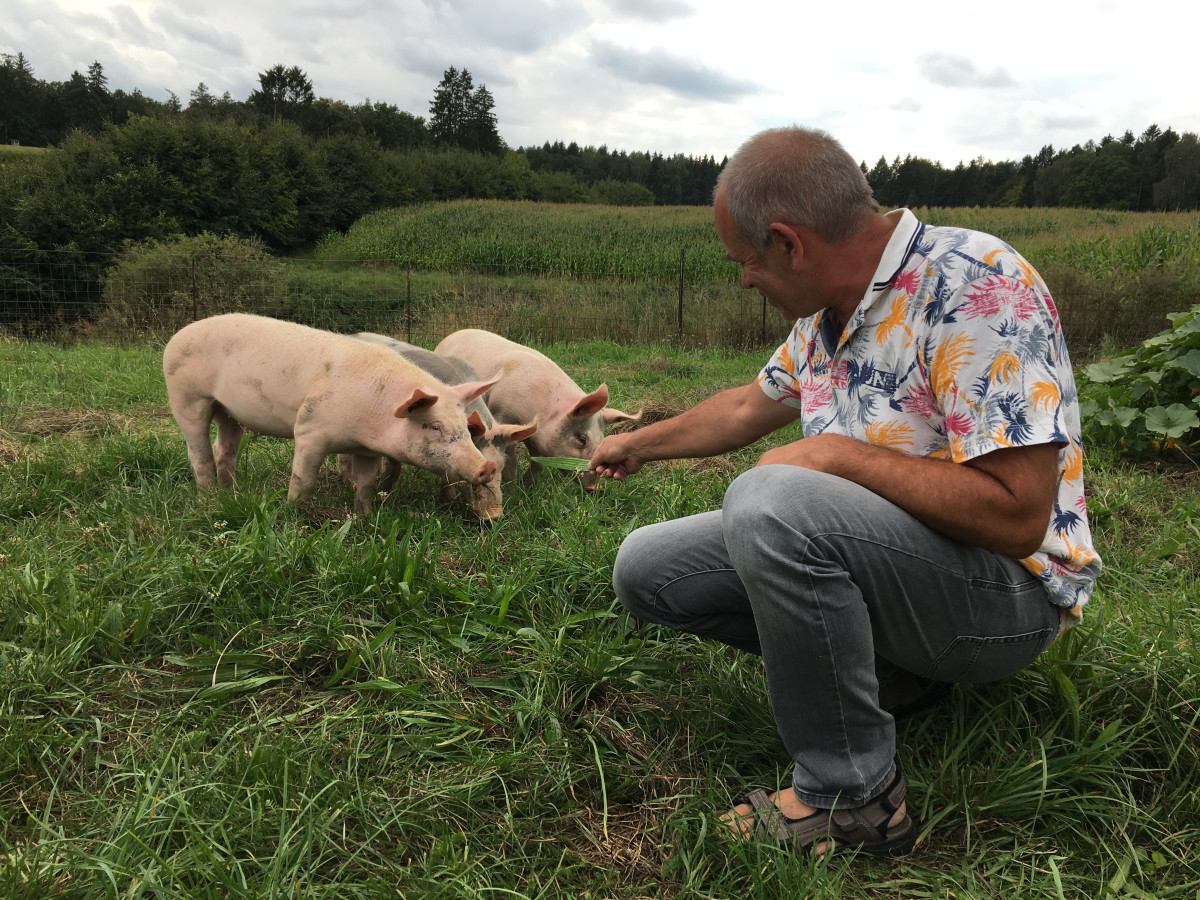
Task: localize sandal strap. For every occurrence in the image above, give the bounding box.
[740,788,794,843]
[735,771,912,853]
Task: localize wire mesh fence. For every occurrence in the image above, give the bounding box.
[0,244,1185,356]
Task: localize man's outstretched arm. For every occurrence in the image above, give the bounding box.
[590,382,802,480]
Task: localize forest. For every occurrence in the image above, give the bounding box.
[3,52,1197,213]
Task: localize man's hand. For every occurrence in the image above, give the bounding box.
[590,433,647,480]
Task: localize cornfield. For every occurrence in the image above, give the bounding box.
[4,201,1199,353]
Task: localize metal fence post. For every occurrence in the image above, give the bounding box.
[406,263,412,342]
[677,248,685,342]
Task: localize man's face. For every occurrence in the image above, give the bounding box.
[714,190,815,321]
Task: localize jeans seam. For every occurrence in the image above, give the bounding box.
[927,627,1056,680]
[643,566,744,641]
[650,566,738,609]
[814,530,1040,592]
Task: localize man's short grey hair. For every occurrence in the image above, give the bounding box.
[715,126,880,253]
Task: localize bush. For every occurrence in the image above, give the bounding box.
[98,233,285,338]
[1079,303,1200,456]
[589,179,655,206]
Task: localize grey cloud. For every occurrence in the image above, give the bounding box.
[150,7,244,59]
[604,0,693,22]
[918,53,1017,89]
[1037,110,1098,131]
[110,5,157,45]
[590,41,761,102]
[431,0,589,56]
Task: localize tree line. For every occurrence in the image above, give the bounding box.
[866,126,1200,212]
[4,50,1200,330]
[0,54,713,207]
[6,51,1197,212]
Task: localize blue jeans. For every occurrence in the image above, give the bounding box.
[612,465,1061,808]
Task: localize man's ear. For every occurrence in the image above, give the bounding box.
[768,222,805,269]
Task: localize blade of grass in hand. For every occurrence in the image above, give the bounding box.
[529,456,592,471]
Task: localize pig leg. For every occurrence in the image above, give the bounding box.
[347,454,384,516]
[169,396,219,489]
[377,457,401,492]
[287,437,329,505]
[212,404,244,488]
[522,457,544,486]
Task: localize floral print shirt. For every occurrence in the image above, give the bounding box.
[757,209,1101,622]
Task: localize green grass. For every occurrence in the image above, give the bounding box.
[302,200,1200,354]
[2,336,1198,898]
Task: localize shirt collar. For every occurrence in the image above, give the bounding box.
[867,208,922,299]
[819,209,923,355]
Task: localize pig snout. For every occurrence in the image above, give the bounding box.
[469,480,504,524]
[471,459,498,484]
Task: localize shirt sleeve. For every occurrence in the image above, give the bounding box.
[756,322,809,409]
[929,273,1071,463]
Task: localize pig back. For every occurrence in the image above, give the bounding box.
[354,333,494,427]
[166,315,433,436]
[435,329,574,426]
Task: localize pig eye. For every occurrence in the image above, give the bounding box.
[425,423,443,433]
[574,433,588,449]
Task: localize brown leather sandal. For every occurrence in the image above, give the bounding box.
[733,770,916,857]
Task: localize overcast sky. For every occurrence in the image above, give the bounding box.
[3,0,1196,168]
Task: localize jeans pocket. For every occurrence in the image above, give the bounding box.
[925,627,1056,684]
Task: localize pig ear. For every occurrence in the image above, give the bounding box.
[394,387,438,418]
[467,410,487,440]
[453,377,500,405]
[603,407,641,426]
[570,383,610,419]
[496,418,538,443]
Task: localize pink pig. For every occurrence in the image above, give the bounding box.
[343,333,538,521]
[163,314,498,515]
[434,328,639,487]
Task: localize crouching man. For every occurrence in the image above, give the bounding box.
[589,125,1101,857]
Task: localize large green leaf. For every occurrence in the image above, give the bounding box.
[1143,404,1200,439]
[1095,407,1141,428]
[1084,359,1136,383]
[1164,348,1200,378]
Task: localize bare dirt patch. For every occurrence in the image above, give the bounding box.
[2,407,175,459]
[1131,447,1200,487]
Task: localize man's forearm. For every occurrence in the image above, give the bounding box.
[759,434,1058,558]
[633,384,799,462]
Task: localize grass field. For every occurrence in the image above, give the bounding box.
[8,200,1199,355]
[2,335,1198,898]
[305,201,1200,353]
[313,201,1200,284]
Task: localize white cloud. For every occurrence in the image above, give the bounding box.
[2,0,1198,165]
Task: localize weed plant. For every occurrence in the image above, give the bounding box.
[1,337,1198,898]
